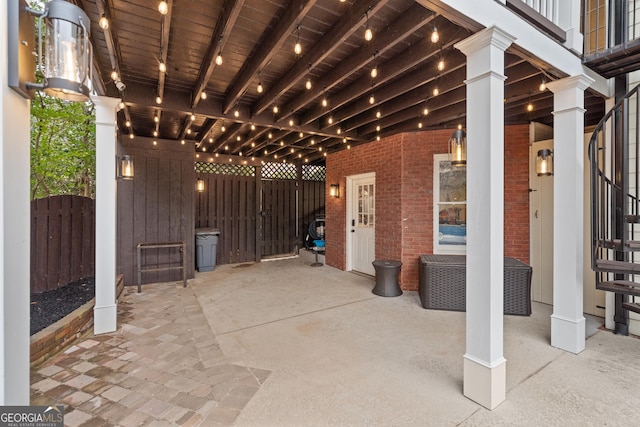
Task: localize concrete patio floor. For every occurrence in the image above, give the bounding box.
[31,251,640,426]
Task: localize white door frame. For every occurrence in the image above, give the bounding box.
[346,172,375,272]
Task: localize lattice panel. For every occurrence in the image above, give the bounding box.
[261,162,297,180]
[302,165,326,181]
[195,162,255,176]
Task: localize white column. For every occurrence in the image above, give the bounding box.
[0,0,30,404]
[455,26,515,410]
[546,75,594,354]
[92,95,121,335]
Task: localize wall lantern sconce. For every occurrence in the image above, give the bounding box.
[8,0,92,102]
[448,129,466,166]
[330,183,340,198]
[536,149,553,176]
[196,178,205,192]
[117,155,134,180]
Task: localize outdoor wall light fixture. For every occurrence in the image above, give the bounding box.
[536,149,553,176]
[196,178,205,192]
[448,129,466,166]
[330,183,340,198]
[9,0,92,102]
[117,155,134,180]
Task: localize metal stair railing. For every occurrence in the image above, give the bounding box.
[589,83,640,284]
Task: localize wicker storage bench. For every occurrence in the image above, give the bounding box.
[418,255,532,316]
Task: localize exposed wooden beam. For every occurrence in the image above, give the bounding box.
[277,4,434,122]
[192,0,246,110]
[223,0,319,114]
[252,0,390,116]
[300,21,463,125]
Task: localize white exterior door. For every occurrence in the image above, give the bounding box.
[347,173,375,275]
[530,140,554,305]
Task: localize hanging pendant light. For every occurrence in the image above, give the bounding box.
[448,129,467,166]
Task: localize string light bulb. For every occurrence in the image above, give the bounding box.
[153,130,158,137]
[154,115,159,123]
[539,79,547,92]
[158,1,168,15]
[322,96,328,108]
[129,133,134,139]
[111,71,118,81]
[221,124,226,132]
[159,61,166,73]
[306,77,312,90]
[294,25,302,55]
[215,51,223,65]
[431,26,439,43]
[125,120,131,127]
[187,128,192,134]
[156,95,162,104]
[99,15,109,30]
[369,94,375,104]
[437,58,445,72]
[273,105,279,114]
[257,81,263,93]
[201,92,207,100]
[418,121,423,129]
[376,110,381,118]
[423,106,429,116]
[432,87,439,97]
[371,65,378,79]
[527,102,534,112]
[376,125,381,132]
[251,124,256,131]
[191,113,196,121]
[364,10,373,41]
[328,116,334,125]
[234,108,240,118]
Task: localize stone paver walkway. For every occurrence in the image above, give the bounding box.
[30,282,269,426]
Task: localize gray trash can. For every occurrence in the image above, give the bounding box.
[195,228,220,272]
[372,260,403,297]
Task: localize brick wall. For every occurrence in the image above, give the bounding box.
[326,125,530,291]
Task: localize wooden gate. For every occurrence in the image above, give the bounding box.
[261,179,297,257]
[194,161,325,264]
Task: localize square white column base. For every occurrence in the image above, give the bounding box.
[463,355,506,410]
[94,303,118,335]
[551,314,585,354]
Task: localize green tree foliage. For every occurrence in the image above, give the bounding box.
[30,93,95,200]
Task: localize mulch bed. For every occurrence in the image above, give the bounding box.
[30,277,95,336]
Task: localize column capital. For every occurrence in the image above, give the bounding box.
[455,26,516,57]
[91,95,122,125]
[546,75,594,94]
[547,75,594,112]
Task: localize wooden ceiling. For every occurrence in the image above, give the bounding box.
[79,0,605,165]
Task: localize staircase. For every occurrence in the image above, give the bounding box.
[589,83,640,321]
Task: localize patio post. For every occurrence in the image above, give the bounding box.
[455,26,515,410]
[92,95,121,335]
[0,0,31,404]
[546,75,594,354]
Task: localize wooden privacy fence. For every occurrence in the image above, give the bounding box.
[31,195,95,293]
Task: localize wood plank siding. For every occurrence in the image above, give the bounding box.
[118,137,195,286]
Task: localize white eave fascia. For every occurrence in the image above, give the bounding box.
[417,0,612,98]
